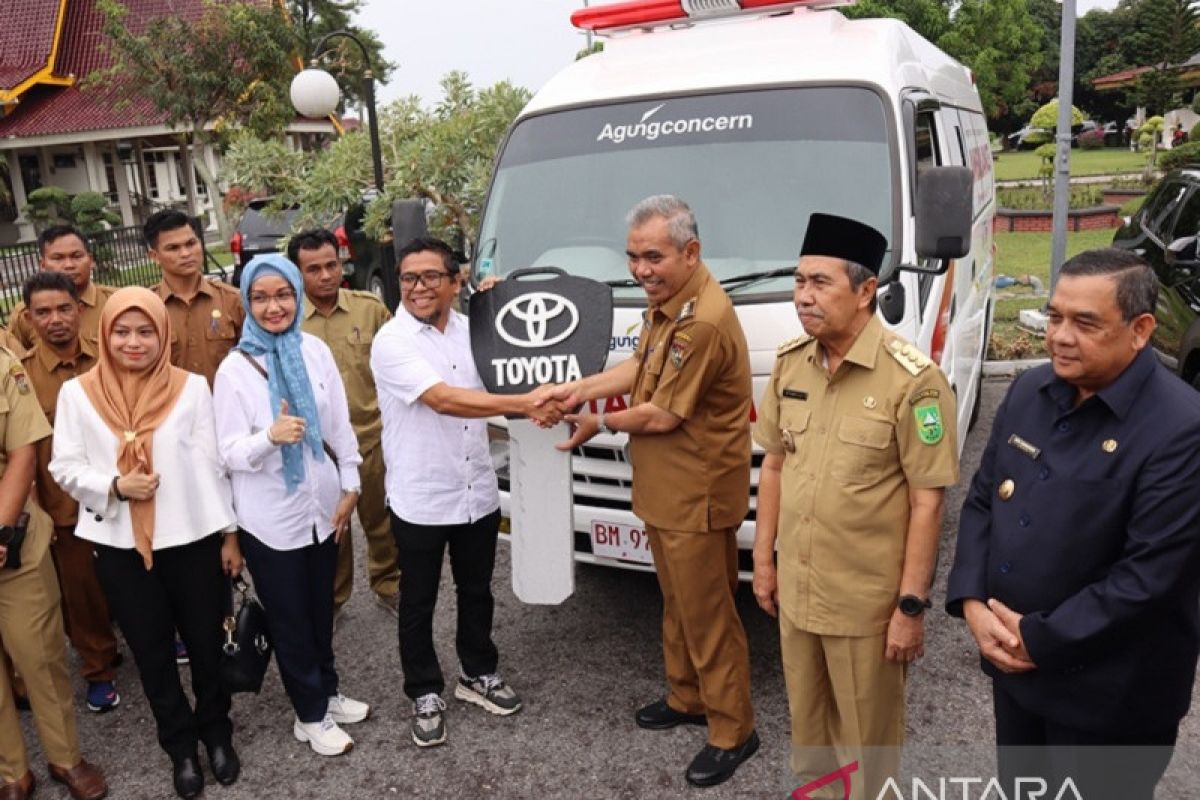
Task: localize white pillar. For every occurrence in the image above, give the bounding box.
[6,150,35,241]
[111,148,135,227]
[82,142,103,192]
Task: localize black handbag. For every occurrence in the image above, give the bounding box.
[219,574,273,694]
[0,513,29,570]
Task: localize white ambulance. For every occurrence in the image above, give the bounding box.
[477,0,995,579]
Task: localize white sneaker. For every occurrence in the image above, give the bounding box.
[293,713,354,756]
[327,692,370,724]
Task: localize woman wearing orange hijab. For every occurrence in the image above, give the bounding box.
[50,288,241,799]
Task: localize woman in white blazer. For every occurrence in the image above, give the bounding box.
[50,288,241,800]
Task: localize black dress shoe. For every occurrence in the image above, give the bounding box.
[685,730,760,787]
[205,741,240,786]
[171,753,204,799]
[635,699,707,730]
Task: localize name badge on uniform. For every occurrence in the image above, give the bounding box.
[1007,434,1041,461]
[782,389,807,401]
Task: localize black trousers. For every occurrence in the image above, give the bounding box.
[993,684,1178,800]
[239,529,338,723]
[391,510,500,700]
[93,534,232,763]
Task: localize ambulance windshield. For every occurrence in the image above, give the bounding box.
[476,87,895,303]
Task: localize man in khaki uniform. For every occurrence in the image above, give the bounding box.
[554,195,757,788]
[0,347,108,800]
[289,229,400,615]
[145,210,243,386]
[752,213,959,799]
[20,273,121,712]
[6,225,116,349]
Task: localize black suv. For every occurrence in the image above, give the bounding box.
[230,199,387,297]
[1112,167,1200,384]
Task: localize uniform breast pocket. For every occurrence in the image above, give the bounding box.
[205,317,237,342]
[831,416,895,484]
[637,356,664,399]
[346,329,374,352]
[779,406,810,462]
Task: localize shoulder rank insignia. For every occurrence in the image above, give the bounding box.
[776,334,812,356]
[677,298,696,322]
[888,339,930,376]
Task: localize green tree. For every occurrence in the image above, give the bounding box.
[842,0,952,42]
[224,73,531,253]
[1128,0,1200,115]
[94,0,299,241]
[936,0,1044,120]
[22,188,120,235]
[287,0,395,108]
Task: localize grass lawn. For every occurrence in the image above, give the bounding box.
[988,228,1116,360]
[993,148,1148,182]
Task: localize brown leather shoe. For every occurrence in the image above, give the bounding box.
[48,760,107,800]
[0,771,34,800]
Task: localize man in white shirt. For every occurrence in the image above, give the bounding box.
[370,237,561,748]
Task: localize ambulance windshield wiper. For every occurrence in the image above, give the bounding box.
[720,267,795,290]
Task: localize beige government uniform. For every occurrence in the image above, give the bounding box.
[753,315,958,798]
[629,262,754,750]
[0,348,83,781]
[302,289,399,606]
[22,338,119,684]
[6,280,117,349]
[152,278,244,387]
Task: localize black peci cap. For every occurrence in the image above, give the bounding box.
[799,213,888,274]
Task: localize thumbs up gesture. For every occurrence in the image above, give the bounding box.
[117,464,161,500]
[268,398,307,446]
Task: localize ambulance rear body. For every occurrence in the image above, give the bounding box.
[476,1,996,578]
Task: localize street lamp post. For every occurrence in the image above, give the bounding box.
[289,30,399,309]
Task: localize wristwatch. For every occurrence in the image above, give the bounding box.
[898,594,932,617]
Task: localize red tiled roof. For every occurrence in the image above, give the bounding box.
[0,0,62,90]
[0,0,208,138]
[1093,66,1152,88]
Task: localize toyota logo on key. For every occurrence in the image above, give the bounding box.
[495,292,580,349]
[470,267,613,401]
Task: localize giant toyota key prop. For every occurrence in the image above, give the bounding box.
[470,268,613,604]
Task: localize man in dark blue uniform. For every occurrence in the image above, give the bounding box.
[947,248,1200,799]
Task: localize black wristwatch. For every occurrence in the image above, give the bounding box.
[898,594,932,617]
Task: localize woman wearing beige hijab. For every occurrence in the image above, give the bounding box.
[50,288,241,799]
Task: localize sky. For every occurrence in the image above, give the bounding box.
[358,0,1121,108]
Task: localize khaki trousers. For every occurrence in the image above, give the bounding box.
[334,442,399,608]
[51,525,117,682]
[780,621,905,800]
[646,523,754,749]
[0,551,82,781]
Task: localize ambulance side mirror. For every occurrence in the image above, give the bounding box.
[913,166,973,263]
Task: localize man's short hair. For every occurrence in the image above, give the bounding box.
[38,224,91,257]
[395,236,458,275]
[287,228,339,265]
[845,260,878,314]
[143,210,200,249]
[626,195,700,249]
[1060,249,1158,321]
[23,270,79,307]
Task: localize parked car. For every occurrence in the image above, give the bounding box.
[1007,125,1051,150]
[1112,167,1200,384]
[1075,120,1121,147]
[229,199,387,297]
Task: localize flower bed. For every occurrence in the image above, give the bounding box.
[993,206,1122,233]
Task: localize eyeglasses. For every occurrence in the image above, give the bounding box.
[399,270,452,289]
[249,289,297,307]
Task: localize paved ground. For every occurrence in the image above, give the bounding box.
[17,375,1200,798]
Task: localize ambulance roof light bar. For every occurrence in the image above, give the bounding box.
[572,0,855,33]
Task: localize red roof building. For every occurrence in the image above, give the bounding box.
[0,0,331,243]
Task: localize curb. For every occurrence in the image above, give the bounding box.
[983,358,1049,377]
